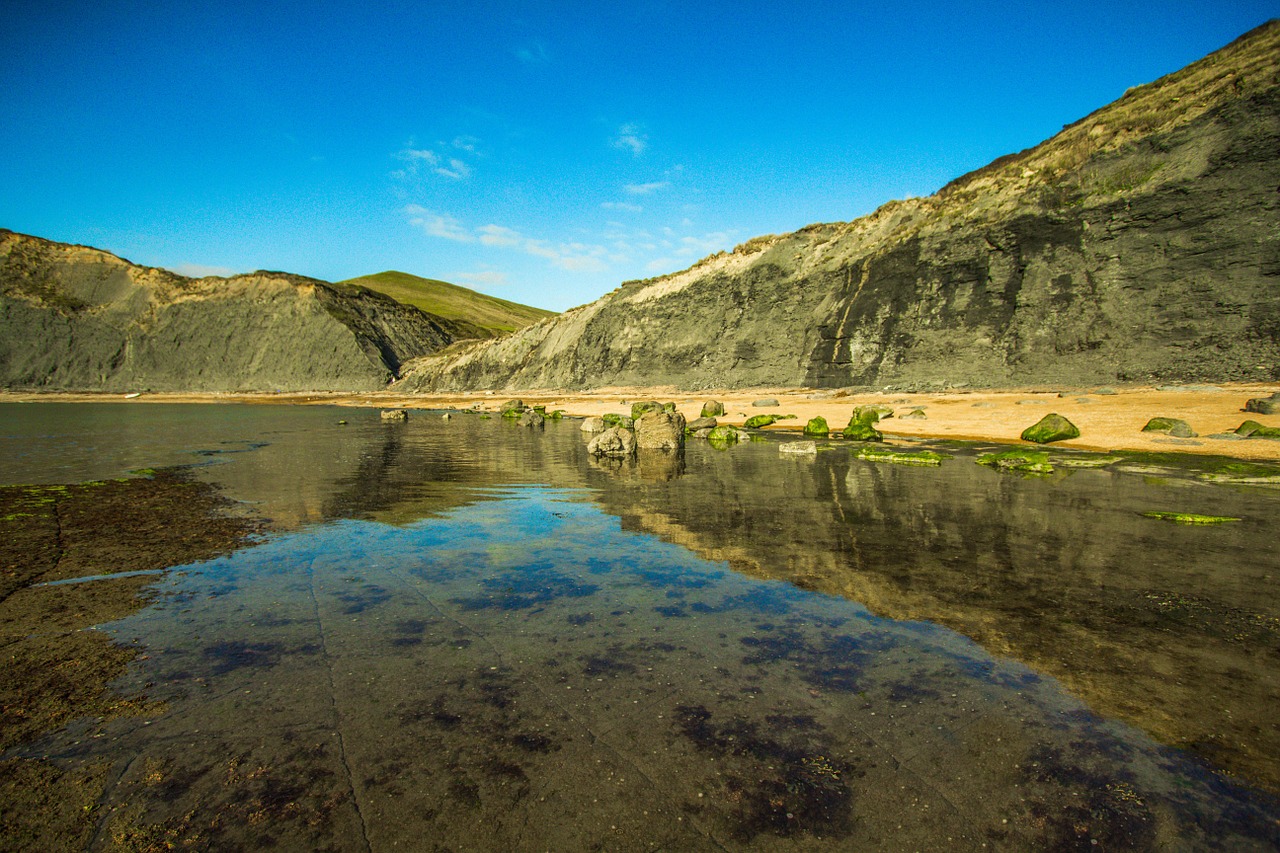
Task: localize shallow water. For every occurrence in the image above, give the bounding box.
[3,402,1279,850]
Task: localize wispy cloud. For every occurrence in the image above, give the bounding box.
[392,138,478,181]
[516,41,550,64]
[624,181,669,195]
[456,270,510,288]
[405,205,474,242]
[611,123,647,156]
[601,201,643,212]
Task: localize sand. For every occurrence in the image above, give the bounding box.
[4,383,1279,462]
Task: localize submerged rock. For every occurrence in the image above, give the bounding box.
[977,449,1054,474]
[517,410,545,427]
[381,409,408,421]
[779,441,818,455]
[706,425,740,448]
[587,427,637,458]
[1021,413,1080,444]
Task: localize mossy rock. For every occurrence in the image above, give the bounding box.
[1020,413,1080,444]
[802,416,829,437]
[1235,420,1280,439]
[662,402,677,413]
[1244,393,1279,415]
[547,410,565,420]
[853,447,950,467]
[899,408,927,420]
[977,449,1054,474]
[700,401,725,418]
[1142,511,1241,525]
[841,407,883,441]
[499,399,525,415]
[707,425,740,449]
[602,413,624,427]
[1142,417,1196,437]
[743,414,777,429]
[631,401,663,420]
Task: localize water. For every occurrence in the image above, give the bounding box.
[3,402,1279,850]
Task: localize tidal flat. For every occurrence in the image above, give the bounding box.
[1,402,1278,851]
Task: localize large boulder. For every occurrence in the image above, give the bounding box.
[587,427,637,457]
[700,401,725,418]
[631,400,664,420]
[635,410,686,450]
[580,416,606,433]
[803,416,830,437]
[380,409,408,421]
[1021,413,1081,444]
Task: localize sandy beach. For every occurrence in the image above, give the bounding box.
[5,383,1279,462]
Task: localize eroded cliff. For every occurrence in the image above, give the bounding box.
[397,21,1280,392]
[0,232,457,392]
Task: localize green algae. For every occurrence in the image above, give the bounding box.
[977,449,1055,474]
[803,416,830,437]
[1142,512,1242,525]
[853,447,951,467]
[743,415,777,429]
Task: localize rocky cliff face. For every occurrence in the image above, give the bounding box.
[398,21,1280,392]
[0,231,457,391]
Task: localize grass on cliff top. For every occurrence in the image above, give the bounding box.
[340,271,556,334]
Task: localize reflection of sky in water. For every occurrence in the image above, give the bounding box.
[28,486,1279,850]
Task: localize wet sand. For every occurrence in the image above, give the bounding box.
[5,383,1279,460]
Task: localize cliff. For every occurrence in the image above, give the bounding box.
[396,21,1280,392]
[0,231,457,392]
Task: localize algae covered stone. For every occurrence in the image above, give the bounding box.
[706,425,740,449]
[1021,413,1080,444]
[631,401,663,420]
[1142,511,1241,525]
[1235,420,1280,439]
[743,414,777,429]
[977,449,1054,474]
[499,399,525,418]
[853,447,950,467]
[803,416,830,437]
[841,406,883,442]
[700,401,725,418]
[1142,417,1196,437]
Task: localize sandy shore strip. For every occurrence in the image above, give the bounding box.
[4,383,1279,462]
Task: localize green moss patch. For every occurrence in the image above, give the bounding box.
[743,414,777,429]
[977,449,1054,474]
[1142,511,1242,525]
[853,447,951,467]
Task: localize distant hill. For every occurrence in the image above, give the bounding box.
[339,271,555,339]
[396,21,1280,392]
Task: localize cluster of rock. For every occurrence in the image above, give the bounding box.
[499,399,564,428]
[583,400,688,458]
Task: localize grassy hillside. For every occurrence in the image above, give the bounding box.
[339,271,555,337]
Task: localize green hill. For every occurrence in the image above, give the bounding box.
[339,271,555,338]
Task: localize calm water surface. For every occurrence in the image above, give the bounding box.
[3,402,1279,850]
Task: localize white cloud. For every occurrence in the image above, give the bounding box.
[393,142,475,181]
[405,205,474,242]
[436,158,472,180]
[624,181,669,195]
[477,224,523,247]
[601,201,643,212]
[611,123,647,156]
[451,136,478,152]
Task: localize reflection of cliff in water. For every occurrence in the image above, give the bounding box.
[580,440,1280,795]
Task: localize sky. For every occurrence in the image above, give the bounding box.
[1,2,1275,312]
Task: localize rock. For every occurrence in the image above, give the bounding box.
[1021,413,1081,443]
[1235,420,1280,439]
[581,416,606,433]
[706,426,739,447]
[841,406,884,442]
[500,399,525,418]
[779,441,818,455]
[743,414,777,429]
[700,401,725,418]
[517,410,545,427]
[381,409,408,421]
[1141,417,1197,437]
[977,449,1054,474]
[752,398,780,407]
[587,427,637,457]
[802,416,829,437]
[1244,392,1280,415]
[631,401,664,420]
[692,427,713,439]
[1092,388,1118,396]
[635,410,686,450]
[899,408,927,420]
[687,416,717,430]
[441,412,452,420]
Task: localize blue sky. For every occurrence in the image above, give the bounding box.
[1,2,1274,312]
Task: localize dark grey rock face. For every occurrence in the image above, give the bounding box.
[397,23,1280,393]
[0,232,457,392]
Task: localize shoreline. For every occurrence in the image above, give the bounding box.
[3,383,1279,461]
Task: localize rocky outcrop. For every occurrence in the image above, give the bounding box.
[0,231,458,392]
[396,22,1280,392]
